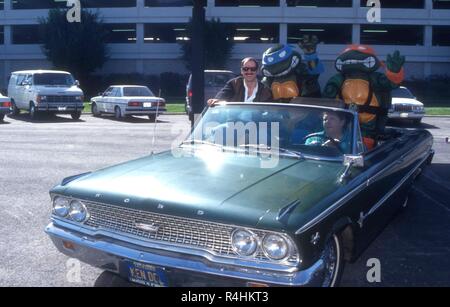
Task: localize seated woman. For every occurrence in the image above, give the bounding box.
[304,111,351,154]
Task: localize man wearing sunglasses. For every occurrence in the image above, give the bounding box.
[207,57,272,106]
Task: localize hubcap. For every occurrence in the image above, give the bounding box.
[321,236,339,287]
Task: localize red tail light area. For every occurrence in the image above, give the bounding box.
[128,101,142,107]
[1,101,11,108]
[188,90,193,98]
[154,101,166,107]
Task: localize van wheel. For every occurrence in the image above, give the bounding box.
[114,107,122,120]
[92,103,100,117]
[321,234,344,287]
[29,103,38,120]
[11,100,20,116]
[71,111,81,120]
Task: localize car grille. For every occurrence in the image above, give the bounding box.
[46,96,80,103]
[393,104,413,112]
[83,201,298,265]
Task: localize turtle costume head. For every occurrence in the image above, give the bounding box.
[261,44,302,78]
[335,45,381,74]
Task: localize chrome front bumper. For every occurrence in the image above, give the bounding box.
[45,222,325,287]
[388,112,425,119]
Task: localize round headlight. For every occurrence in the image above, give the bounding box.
[68,200,88,222]
[231,229,258,257]
[53,196,70,217]
[262,234,289,260]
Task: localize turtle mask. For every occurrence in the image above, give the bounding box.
[335,45,381,74]
[262,44,301,77]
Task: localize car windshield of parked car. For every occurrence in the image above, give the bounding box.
[123,87,154,97]
[392,87,415,99]
[186,104,355,158]
[33,73,75,86]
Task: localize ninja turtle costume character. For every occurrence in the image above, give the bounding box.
[323,45,405,150]
[261,35,324,102]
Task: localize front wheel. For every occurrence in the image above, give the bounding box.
[92,103,100,117]
[114,107,122,120]
[71,111,82,120]
[29,103,38,120]
[321,234,344,287]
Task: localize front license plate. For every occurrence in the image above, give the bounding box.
[58,107,67,111]
[143,102,152,108]
[400,113,409,118]
[126,261,168,287]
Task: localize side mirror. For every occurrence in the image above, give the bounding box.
[74,80,80,87]
[21,80,30,86]
[343,155,364,168]
[99,92,104,96]
[340,155,364,183]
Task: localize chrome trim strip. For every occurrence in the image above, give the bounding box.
[296,148,432,234]
[360,151,429,222]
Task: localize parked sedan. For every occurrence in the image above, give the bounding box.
[45,99,433,287]
[388,86,425,125]
[91,85,166,121]
[0,93,12,122]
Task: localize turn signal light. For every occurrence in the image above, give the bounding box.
[1,101,11,107]
[62,241,76,251]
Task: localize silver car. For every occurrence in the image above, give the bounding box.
[388,86,425,125]
[91,85,166,121]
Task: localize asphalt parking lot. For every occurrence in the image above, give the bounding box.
[0,113,449,287]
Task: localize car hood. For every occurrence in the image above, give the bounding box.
[35,85,83,95]
[391,97,423,106]
[54,148,346,232]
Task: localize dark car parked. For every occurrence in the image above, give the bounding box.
[185,70,237,122]
[45,98,434,287]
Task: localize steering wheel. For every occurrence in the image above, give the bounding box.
[303,133,344,154]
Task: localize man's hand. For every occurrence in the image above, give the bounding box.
[386,50,405,73]
[298,35,319,54]
[207,99,223,106]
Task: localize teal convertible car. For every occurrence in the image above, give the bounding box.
[45,99,434,287]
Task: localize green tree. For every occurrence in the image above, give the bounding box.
[181,18,235,70]
[40,9,109,80]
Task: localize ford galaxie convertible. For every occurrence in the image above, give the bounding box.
[45,99,434,287]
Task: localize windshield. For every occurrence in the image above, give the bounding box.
[33,73,75,86]
[186,104,355,158]
[123,86,154,97]
[392,87,415,99]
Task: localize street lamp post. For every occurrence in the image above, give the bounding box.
[190,1,206,126]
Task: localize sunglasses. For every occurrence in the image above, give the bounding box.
[241,67,257,72]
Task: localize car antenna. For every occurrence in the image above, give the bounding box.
[150,89,162,156]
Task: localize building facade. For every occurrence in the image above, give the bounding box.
[1,0,450,90]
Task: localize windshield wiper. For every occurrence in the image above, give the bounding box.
[238,144,304,159]
[180,139,224,149]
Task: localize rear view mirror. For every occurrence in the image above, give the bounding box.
[74,80,80,86]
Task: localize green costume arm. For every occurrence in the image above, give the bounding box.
[323,74,345,99]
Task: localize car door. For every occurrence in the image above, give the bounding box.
[107,87,120,113]
[100,87,113,113]
[14,74,27,108]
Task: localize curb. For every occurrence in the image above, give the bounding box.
[82,112,186,116]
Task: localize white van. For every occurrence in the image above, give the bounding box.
[8,70,84,120]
